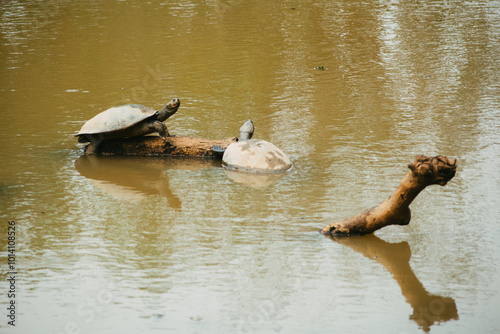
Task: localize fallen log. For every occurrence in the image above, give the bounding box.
[83,135,237,157]
[320,155,457,236]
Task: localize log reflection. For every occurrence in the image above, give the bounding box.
[75,155,216,209]
[327,234,458,332]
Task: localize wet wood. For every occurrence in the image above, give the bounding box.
[320,155,457,236]
[83,136,237,157]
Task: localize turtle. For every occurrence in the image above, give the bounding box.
[212,120,292,173]
[75,98,180,146]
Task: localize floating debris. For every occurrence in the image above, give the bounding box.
[314,66,327,71]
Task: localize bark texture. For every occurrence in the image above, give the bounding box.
[320,155,457,236]
[83,136,237,157]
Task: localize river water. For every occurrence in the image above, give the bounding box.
[1,0,500,333]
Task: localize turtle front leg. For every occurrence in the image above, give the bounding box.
[81,134,104,155]
[152,121,170,140]
[88,134,104,146]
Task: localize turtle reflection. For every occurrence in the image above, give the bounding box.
[326,234,459,332]
[223,168,289,188]
[75,155,217,208]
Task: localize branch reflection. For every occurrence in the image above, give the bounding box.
[326,234,458,332]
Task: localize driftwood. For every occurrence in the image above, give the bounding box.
[320,155,457,236]
[83,136,237,157]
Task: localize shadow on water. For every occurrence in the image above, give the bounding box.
[325,234,459,332]
[74,155,219,208]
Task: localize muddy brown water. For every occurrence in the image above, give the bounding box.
[1,1,500,333]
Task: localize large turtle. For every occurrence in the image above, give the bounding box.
[213,120,292,173]
[75,98,180,146]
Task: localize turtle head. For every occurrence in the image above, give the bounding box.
[169,98,180,109]
[238,119,254,141]
[158,98,181,121]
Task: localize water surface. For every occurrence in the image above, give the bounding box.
[1,1,500,333]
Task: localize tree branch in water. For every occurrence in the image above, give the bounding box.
[320,155,457,236]
[83,136,237,157]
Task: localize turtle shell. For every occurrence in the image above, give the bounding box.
[76,104,157,136]
[222,139,292,173]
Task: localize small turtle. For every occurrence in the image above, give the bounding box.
[211,119,254,158]
[212,120,292,173]
[75,98,180,146]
